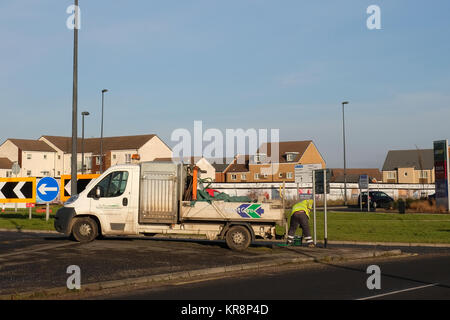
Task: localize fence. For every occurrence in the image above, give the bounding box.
[207,182,435,202]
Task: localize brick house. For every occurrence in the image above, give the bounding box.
[225,140,326,183]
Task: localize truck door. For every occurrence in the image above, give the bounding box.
[88,170,133,234]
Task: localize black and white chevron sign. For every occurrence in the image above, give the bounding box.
[0,178,36,203]
[60,174,100,202]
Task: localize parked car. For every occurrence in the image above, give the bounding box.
[358,191,394,210]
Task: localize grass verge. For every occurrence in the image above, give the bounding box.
[277,210,450,244]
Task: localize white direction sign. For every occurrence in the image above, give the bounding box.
[295,164,322,184]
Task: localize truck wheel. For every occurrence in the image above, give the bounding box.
[226,226,251,251]
[72,218,98,243]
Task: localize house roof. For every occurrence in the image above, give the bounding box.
[330,168,382,183]
[0,158,13,169]
[257,140,312,163]
[226,155,250,173]
[41,134,157,154]
[382,149,434,171]
[209,158,234,172]
[8,139,57,152]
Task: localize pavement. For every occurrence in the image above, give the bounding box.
[0,230,406,300]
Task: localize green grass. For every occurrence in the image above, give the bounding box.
[2,207,450,244]
[0,205,61,231]
[277,211,450,244]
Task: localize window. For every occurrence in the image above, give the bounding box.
[113,154,117,160]
[57,171,61,176]
[58,155,61,160]
[96,157,101,165]
[231,174,237,181]
[241,174,247,180]
[43,154,47,160]
[125,154,132,164]
[6,171,12,178]
[286,154,295,162]
[287,172,293,179]
[419,171,428,179]
[41,171,50,176]
[27,154,32,160]
[89,171,129,198]
[387,172,396,179]
[27,170,31,176]
[254,173,260,180]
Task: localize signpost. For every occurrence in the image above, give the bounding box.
[60,174,100,202]
[295,164,322,201]
[434,140,450,212]
[313,169,331,247]
[37,177,59,221]
[359,175,369,212]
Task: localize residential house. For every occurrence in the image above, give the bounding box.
[225,140,326,182]
[382,149,435,184]
[330,168,382,183]
[40,134,172,175]
[0,158,13,178]
[0,139,57,177]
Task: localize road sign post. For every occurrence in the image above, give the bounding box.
[314,169,331,248]
[313,172,316,245]
[434,140,450,212]
[324,169,328,248]
[359,175,369,212]
[37,177,59,221]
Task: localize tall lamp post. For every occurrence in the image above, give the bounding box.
[100,89,108,173]
[342,101,349,206]
[81,111,90,174]
[71,0,79,196]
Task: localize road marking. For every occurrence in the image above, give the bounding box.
[357,283,440,300]
[0,242,78,259]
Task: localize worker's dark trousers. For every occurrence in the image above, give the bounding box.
[288,211,312,243]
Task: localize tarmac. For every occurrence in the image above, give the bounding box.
[0,228,406,300]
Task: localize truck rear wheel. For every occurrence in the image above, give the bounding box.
[225,226,251,251]
[72,217,98,243]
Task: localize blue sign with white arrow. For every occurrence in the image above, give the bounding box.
[37,177,59,203]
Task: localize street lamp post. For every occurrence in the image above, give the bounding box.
[81,111,90,174]
[342,101,349,206]
[100,89,108,173]
[71,0,79,196]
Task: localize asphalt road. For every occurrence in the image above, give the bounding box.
[99,251,450,300]
[2,230,450,301]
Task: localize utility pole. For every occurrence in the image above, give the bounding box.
[71,0,79,196]
[342,101,349,206]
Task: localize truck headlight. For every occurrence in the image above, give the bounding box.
[64,194,79,205]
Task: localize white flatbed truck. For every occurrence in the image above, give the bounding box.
[55,162,286,250]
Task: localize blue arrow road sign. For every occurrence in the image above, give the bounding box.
[37,177,59,203]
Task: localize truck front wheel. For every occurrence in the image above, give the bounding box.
[225,226,251,251]
[72,217,98,243]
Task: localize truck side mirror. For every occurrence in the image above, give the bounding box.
[95,186,101,199]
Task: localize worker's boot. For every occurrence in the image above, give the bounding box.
[294,236,303,246]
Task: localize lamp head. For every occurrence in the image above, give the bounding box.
[82,111,90,116]
[102,89,108,93]
[342,101,349,105]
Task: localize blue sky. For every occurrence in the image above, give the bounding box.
[1,0,449,168]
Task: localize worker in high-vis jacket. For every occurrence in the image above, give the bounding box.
[288,199,314,247]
